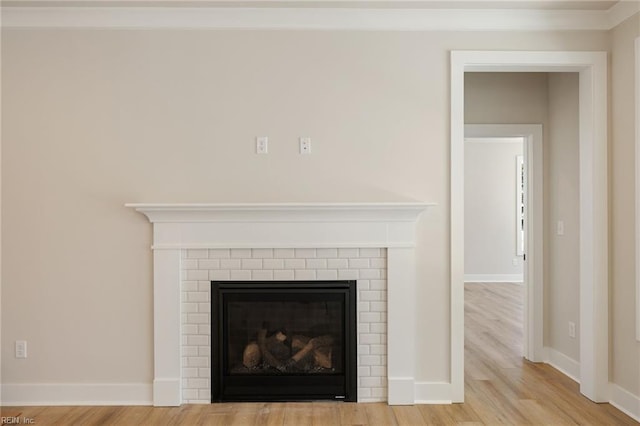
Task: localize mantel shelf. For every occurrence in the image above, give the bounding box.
[126,202,435,223]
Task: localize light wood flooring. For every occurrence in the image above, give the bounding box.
[2,282,637,425]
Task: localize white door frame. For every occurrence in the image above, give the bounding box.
[634,36,640,343]
[451,51,608,403]
[465,124,544,364]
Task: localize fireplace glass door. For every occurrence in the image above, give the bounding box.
[211,281,357,402]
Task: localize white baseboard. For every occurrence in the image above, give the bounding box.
[544,347,580,383]
[414,382,452,404]
[464,274,523,283]
[1,383,153,406]
[609,383,640,422]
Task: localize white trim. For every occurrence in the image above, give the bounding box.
[153,378,181,407]
[544,347,581,384]
[0,32,3,402]
[414,382,452,404]
[464,274,523,283]
[153,250,182,406]
[451,51,608,403]
[450,51,465,404]
[608,0,640,30]
[635,36,640,342]
[0,6,616,31]
[128,202,430,405]
[609,383,640,423]
[387,248,417,405]
[464,137,526,144]
[0,383,153,406]
[126,202,431,223]
[387,377,415,405]
[151,242,417,249]
[577,52,609,403]
[0,4,3,400]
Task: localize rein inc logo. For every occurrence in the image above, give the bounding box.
[1,417,35,424]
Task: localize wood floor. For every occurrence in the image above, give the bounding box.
[2,283,637,425]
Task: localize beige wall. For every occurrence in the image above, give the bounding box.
[547,72,580,362]
[464,139,524,278]
[465,73,550,127]
[610,13,640,396]
[0,30,613,390]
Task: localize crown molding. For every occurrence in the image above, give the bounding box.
[607,0,640,28]
[2,4,631,30]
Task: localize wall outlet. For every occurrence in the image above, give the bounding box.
[299,137,312,154]
[568,322,576,338]
[15,340,27,358]
[512,258,518,266]
[557,220,565,236]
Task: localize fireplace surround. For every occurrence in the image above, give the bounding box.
[127,202,431,406]
[180,246,388,403]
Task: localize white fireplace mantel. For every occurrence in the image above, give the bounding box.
[127,202,433,406]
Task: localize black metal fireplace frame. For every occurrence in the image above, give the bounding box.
[211,280,357,402]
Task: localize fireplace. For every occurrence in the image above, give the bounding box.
[126,202,431,406]
[211,280,357,401]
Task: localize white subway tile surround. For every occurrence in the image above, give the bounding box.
[181,248,388,404]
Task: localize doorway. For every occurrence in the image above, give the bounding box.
[450,51,609,404]
[464,124,544,368]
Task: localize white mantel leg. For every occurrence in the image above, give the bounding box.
[386,247,416,405]
[153,249,182,406]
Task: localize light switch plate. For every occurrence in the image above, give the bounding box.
[15,340,27,358]
[256,136,268,154]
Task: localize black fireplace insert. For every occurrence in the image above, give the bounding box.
[211,280,357,402]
